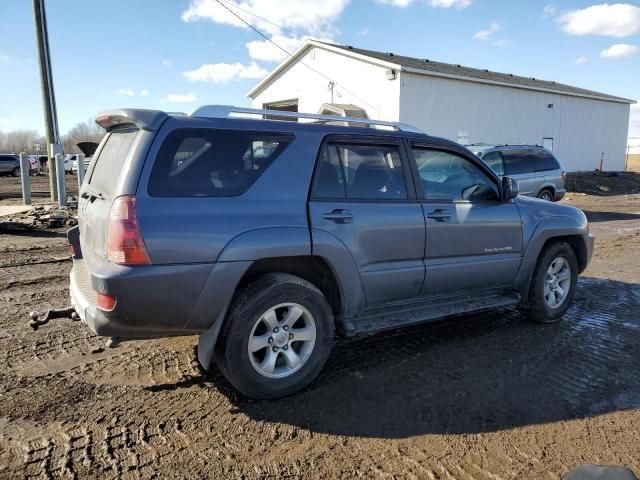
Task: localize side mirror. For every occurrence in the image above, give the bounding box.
[502,177,519,201]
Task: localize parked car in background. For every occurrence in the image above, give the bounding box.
[469,145,566,201]
[71,141,99,175]
[63,154,77,174]
[0,154,21,177]
[26,155,42,175]
[67,106,593,399]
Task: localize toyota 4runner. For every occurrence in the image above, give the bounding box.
[68,106,594,399]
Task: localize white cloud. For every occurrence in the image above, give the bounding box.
[600,43,639,58]
[493,39,512,47]
[246,35,306,62]
[183,62,268,83]
[557,3,640,37]
[575,56,588,64]
[429,0,472,8]
[162,59,173,68]
[166,93,198,103]
[376,0,414,6]
[358,27,370,36]
[0,54,9,66]
[140,89,149,96]
[473,20,501,41]
[181,0,348,36]
[542,4,557,17]
[115,88,135,96]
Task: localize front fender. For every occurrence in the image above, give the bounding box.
[514,214,589,292]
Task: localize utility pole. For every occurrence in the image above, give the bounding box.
[32,0,60,202]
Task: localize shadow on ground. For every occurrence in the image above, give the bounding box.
[210,277,640,438]
[583,210,640,223]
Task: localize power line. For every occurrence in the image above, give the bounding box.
[217,0,306,40]
[212,0,383,116]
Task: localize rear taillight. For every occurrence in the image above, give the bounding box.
[97,292,117,311]
[562,171,567,183]
[107,196,151,265]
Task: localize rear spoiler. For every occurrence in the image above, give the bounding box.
[95,109,170,132]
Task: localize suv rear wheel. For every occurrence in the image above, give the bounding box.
[537,188,554,202]
[11,167,20,177]
[215,273,334,399]
[525,241,578,323]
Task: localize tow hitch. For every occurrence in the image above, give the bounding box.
[28,307,78,331]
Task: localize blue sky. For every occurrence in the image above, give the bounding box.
[1,0,638,138]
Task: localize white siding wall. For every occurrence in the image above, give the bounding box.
[252,47,401,122]
[399,72,631,171]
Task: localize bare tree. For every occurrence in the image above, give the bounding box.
[0,129,46,154]
[62,119,105,153]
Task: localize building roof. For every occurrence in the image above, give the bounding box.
[248,40,635,105]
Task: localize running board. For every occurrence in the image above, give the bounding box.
[340,291,521,336]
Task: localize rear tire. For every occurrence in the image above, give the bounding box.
[215,273,334,399]
[525,241,578,323]
[537,189,554,202]
[11,167,20,177]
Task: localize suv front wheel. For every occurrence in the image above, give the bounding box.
[215,273,335,399]
[525,241,578,323]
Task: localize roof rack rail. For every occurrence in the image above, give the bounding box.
[190,105,424,133]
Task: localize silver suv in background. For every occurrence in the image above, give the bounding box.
[469,145,566,202]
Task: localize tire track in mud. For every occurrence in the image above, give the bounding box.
[1,236,640,479]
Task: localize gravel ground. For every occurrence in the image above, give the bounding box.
[0,179,639,479]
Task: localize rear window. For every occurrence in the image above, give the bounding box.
[88,129,138,197]
[148,129,293,197]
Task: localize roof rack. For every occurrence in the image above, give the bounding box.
[190,105,424,133]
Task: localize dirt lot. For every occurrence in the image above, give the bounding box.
[1,174,639,479]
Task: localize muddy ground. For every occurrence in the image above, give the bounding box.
[1,175,639,479]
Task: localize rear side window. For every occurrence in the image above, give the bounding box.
[312,143,407,200]
[89,129,138,197]
[503,149,559,175]
[148,129,293,197]
[502,150,531,175]
[532,150,560,171]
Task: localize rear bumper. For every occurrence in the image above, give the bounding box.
[554,188,566,201]
[69,257,251,339]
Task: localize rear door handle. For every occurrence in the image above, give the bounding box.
[426,209,451,222]
[322,209,353,224]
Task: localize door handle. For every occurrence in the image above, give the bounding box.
[322,209,353,224]
[426,209,451,222]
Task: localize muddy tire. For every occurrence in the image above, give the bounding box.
[11,167,20,177]
[525,241,578,323]
[537,189,554,202]
[215,273,334,399]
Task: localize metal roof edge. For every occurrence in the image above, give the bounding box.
[246,40,400,99]
[401,66,635,104]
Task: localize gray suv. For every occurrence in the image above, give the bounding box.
[0,154,21,177]
[469,145,566,202]
[68,106,593,399]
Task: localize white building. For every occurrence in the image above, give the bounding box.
[248,40,635,172]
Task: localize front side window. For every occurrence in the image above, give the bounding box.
[312,143,407,200]
[482,151,505,176]
[412,148,498,202]
[148,129,293,197]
